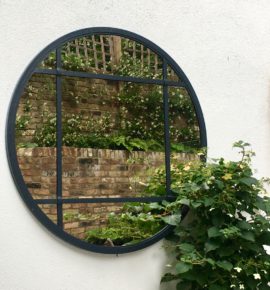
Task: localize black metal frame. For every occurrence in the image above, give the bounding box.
[6,27,207,254]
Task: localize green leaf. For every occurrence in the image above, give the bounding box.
[162,214,181,226]
[215,180,224,189]
[205,240,220,252]
[205,258,216,266]
[191,201,202,208]
[204,197,215,207]
[175,262,193,274]
[211,212,225,226]
[244,242,261,252]
[246,276,259,289]
[179,198,190,206]
[264,198,270,215]
[255,196,267,212]
[208,226,221,238]
[237,220,252,230]
[216,260,233,271]
[233,140,250,148]
[149,202,162,210]
[239,177,257,186]
[178,243,195,253]
[241,231,255,242]
[176,281,192,290]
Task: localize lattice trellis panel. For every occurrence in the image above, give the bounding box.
[62,35,177,79]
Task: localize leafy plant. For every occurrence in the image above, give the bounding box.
[113,50,162,79]
[63,212,101,223]
[33,112,113,148]
[84,142,270,289]
[85,202,165,246]
[114,49,199,147]
[151,141,270,289]
[16,115,30,131]
[30,111,198,153]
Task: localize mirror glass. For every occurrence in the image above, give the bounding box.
[15,33,201,247]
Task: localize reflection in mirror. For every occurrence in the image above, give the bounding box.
[168,87,201,180]
[61,77,165,198]
[167,65,180,82]
[169,86,200,150]
[61,35,163,78]
[38,204,57,224]
[62,202,165,246]
[16,74,56,200]
[37,51,56,70]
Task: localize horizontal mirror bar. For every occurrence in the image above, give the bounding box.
[34,68,185,87]
[35,196,177,204]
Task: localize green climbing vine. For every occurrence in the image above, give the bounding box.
[17,50,200,152]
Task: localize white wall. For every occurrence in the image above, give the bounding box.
[1,1,270,289]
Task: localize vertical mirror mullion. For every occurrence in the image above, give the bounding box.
[162,59,171,195]
[56,48,63,227]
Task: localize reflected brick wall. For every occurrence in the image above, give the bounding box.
[17,147,197,239]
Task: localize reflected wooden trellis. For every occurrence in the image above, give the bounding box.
[64,35,176,78]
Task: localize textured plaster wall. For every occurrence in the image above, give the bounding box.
[1,1,270,290]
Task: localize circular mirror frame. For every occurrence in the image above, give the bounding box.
[6,27,207,254]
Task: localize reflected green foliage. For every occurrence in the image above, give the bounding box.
[114,82,199,148]
[17,52,200,152]
[84,203,165,246]
[114,50,162,79]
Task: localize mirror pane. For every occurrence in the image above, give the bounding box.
[16,74,57,199]
[63,202,165,245]
[169,86,200,151]
[168,87,201,187]
[38,204,57,224]
[61,76,165,199]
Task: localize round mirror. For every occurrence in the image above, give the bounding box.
[7,28,207,254]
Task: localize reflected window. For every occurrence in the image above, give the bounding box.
[8,28,207,254]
